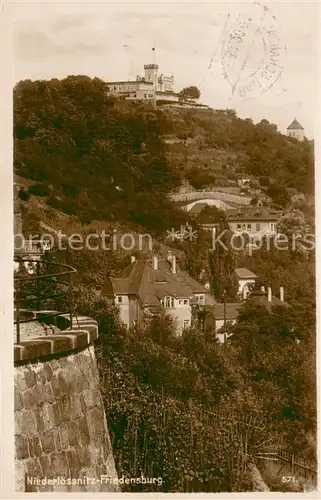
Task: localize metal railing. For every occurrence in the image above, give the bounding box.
[14,257,77,344]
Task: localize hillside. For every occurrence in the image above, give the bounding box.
[13,76,316,492]
[14,77,314,236]
[163,107,314,207]
[14,77,188,236]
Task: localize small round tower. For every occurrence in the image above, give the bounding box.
[286,118,305,141]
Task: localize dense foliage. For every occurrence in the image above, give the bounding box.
[177,207,238,300]
[168,109,314,204]
[93,301,315,492]
[14,77,188,235]
[179,86,201,100]
[14,75,316,491]
[35,226,316,492]
[235,243,316,457]
[229,302,316,455]
[60,241,315,491]
[95,312,266,492]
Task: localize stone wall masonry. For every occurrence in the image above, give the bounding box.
[171,190,251,206]
[14,315,119,492]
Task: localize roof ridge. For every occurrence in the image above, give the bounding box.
[287,118,304,130]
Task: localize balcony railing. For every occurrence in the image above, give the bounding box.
[14,257,77,344]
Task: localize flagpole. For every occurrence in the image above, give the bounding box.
[152,47,156,109]
[123,44,131,81]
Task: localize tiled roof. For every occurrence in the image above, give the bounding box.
[248,293,288,308]
[226,206,281,222]
[287,118,304,130]
[103,258,212,306]
[214,292,288,321]
[235,268,257,279]
[188,202,210,215]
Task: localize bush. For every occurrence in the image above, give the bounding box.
[46,196,61,209]
[28,183,52,197]
[14,76,182,236]
[18,188,30,201]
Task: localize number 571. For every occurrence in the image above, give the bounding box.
[282,476,295,483]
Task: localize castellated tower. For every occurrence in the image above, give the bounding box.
[144,64,159,89]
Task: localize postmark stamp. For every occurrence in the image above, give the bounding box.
[221,2,287,99]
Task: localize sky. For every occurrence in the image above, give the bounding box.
[9,0,320,138]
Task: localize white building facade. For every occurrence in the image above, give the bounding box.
[286,118,305,141]
[106,63,179,103]
[105,255,212,335]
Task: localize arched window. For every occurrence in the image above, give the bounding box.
[161,296,174,308]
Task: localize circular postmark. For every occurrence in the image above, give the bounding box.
[221,2,287,99]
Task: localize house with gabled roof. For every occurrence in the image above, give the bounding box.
[235,268,257,299]
[210,285,289,343]
[225,206,284,237]
[103,254,215,334]
[286,118,305,141]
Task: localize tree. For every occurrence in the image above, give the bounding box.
[276,208,313,256]
[179,86,201,100]
[18,188,30,202]
[250,196,259,206]
[276,209,310,238]
[13,76,182,236]
[208,215,238,301]
[229,301,316,455]
[185,167,215,190]
[266,184,290,208]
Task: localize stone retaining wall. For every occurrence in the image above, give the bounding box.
[14,315,119,492]
[171,190,251,206]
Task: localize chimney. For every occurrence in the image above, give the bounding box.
[280,286,284,302]
[153,256,158,270]
[131,255,136,263]
[171,255,177,274]
[267,287,272,303]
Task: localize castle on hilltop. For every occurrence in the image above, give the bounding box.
[106,63,180,103]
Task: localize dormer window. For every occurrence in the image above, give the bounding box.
[195,294,205,305]
[161,296,174,308]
